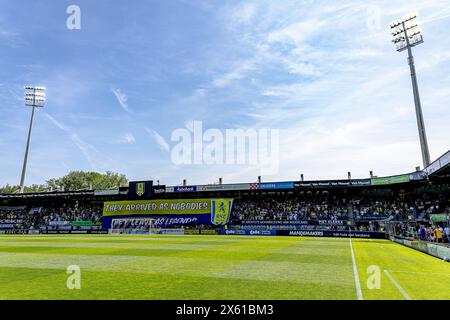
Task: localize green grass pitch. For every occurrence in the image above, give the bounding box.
[0,235,449,300]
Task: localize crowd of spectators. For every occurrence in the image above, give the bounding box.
[352,198,443,221]
[0,203,102,231]
[393,223,450,243]
[1,195,449,239]
[231,197,349,223]
[231,196,448,224]
[41,203,102,225]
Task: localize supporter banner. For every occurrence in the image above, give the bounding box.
[110,216,209,228]
[259,182,294,190]
[103,199,234,227]
[294,179,371,188]
[103,199,227,216]
[211,199,233,225]
[371,175,410,186]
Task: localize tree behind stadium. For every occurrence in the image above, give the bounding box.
[0,171,128,193]
[47,171,128,191]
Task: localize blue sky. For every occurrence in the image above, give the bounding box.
[1,0,450,186]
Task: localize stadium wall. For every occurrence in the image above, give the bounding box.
[391,236,450,260]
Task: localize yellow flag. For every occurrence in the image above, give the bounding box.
[211,199,233,225]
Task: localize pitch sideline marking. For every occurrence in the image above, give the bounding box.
[384,270,412,300]
[349,238,363,300]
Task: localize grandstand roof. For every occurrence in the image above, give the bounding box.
[425,150,450,178]
[2,148,449,200]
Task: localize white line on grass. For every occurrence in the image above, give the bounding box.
[388,270,450,277]
[384,270,412,300]
[349,238,363,300]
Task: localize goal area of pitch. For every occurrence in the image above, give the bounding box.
[108,217,162,235]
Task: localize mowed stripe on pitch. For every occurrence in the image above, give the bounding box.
[0,235,295,243]
[2,236,449,299]
[0,236,303,260]
[215,237,355,287]
[0,235,297,275]
[0,236,353,286]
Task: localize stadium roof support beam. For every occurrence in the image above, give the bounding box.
[390,13,430,169]
[19,86,46,194]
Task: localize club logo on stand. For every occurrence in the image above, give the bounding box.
[136,183,145,197]
[211,199,233,226]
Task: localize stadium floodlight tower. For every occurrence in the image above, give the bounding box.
[390,13,431,169]
[19,86,46,193]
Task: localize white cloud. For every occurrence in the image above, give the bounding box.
[266,19,326,45]
[230,3,258,25]
[111,88,132,113]
[194,88,207,97]
[212,61,255,88]
[146,128,170,153]
[4,1,449,186]
[188,0,450,182]
[44,113,102,170]
[44,113,66,131]
[118,132,136,144]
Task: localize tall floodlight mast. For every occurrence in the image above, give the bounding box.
[390,13,431,169]
[19,86,46,193]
